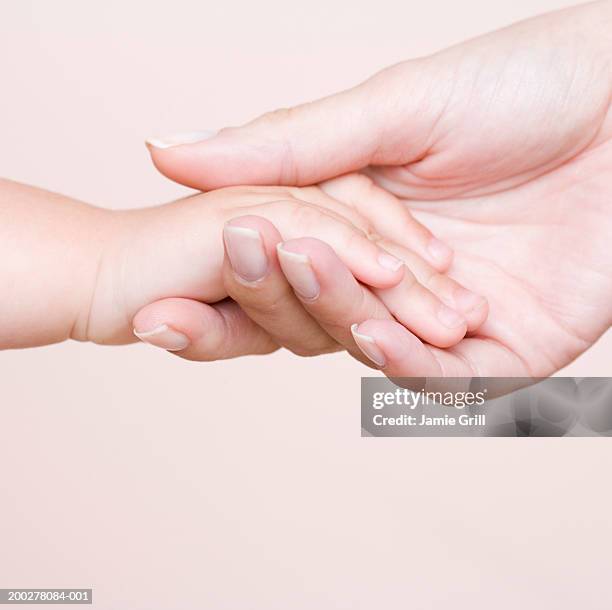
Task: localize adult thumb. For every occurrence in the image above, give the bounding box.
[146,61,432,189]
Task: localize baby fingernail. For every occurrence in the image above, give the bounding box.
[378,250,404,272]
[427,237,453,266]
[351,324,386,367]
[145,129,218,149]
[437,305,466,329]
[133,324,190,351]
[223,224,268,282]
[276,244,320,299]
[454,286,487,312]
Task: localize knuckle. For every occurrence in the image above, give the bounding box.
[261,106,294,124]
[259,107,300,184]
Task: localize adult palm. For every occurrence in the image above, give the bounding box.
[387,137,612,377]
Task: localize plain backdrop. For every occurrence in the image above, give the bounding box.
[1,1,611,608]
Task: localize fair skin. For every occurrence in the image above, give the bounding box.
[0,177,483,359]
[143,0,612,377]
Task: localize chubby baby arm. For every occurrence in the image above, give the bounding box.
[0,178,112,348]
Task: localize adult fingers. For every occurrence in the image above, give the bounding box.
[275,237,467,358]
[274,237,393,366]
[351,319,530,380]
[221,215,339,356]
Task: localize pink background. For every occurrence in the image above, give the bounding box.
[0,1,610,608]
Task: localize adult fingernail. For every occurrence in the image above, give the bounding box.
[145,129,218,149]
[427,237,453,266]
[351,323,386,367]
[276,244,320,299]
[437,304,466,329]
[377,250,404,272]
[133,324,190,351]
[454,286,487,313]
[223,224,268,282]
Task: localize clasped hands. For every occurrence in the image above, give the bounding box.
[129,3,612,379]
[7,2,608,381]
[128,176,487,372]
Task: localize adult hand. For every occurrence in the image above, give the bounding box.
[143,1,612,376]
